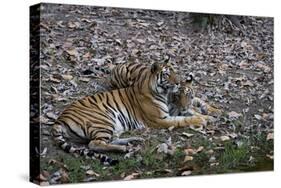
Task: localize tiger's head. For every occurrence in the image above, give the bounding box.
[150,62,180,94]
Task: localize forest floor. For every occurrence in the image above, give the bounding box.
[35,3,273,185]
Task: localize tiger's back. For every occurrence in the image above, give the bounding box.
[109,63,150,89]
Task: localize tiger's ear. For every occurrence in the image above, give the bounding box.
[151,62,162,73]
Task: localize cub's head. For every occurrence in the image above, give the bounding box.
[178,74,194,110]
[150,62,180,94]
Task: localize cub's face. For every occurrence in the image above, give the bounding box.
[151,62,180,94]
[178,75,194,110]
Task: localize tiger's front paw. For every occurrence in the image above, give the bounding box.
[202,115,217,123]
[188,116,207,129]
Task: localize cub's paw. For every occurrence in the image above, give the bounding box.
[208,107,222,117]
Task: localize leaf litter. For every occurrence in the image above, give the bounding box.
[37,4,273,183]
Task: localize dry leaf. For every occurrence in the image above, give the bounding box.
[196,146,204,153]
[48,159,69,171]
[81,18,92,23]
[182,132,194,138]
[46,112,58,120]
[123,172,140,181]
[155,169,173,174]
[157,143,168,154]
[184,155,194,162]
[256,63,271,73]
[206,149,214,155]
[228,111,242,120]
[83,52,91,59]
[86,170,100,177]
[62,74,73,80]
[181,170,192,176]
[266,154,274,160]
[80,165,91,170]
[68,21,80,28]
[220,135,230,141]
[120,172,126,178]
[83,177,96,182]
[50,75,61,83]
[266,133,274,141]
[184,148,196,155]
[66,48,79,57]
[38,174,48,181]
[168,126,175,131]
[209,156,216,163]
[60,169,70,183]
[40,181,50,186]
[79,77,91,82]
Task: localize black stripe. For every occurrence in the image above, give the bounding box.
[126,88,140,129]
[89,96,98,103]
[118,89,135,130]
[104,93,117,118]
[64,145,72,153]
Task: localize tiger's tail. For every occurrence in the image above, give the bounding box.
[51,124,118,166]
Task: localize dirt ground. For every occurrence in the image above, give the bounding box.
[34,3,273,185]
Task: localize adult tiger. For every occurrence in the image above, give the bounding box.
[107,62,221,118]
[52,62,206,165]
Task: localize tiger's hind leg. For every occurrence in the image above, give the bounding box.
[111,137,145,145]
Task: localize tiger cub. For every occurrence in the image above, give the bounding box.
[168,74,222,118]
[52,63,206,165]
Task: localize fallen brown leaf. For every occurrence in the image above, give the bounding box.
[266,133,274,141]
[181,170,192,176]
[123,172,140,181]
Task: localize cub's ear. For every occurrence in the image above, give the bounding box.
[186,74,193,82]
[151,62,162,73]
[183,74,193,86]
